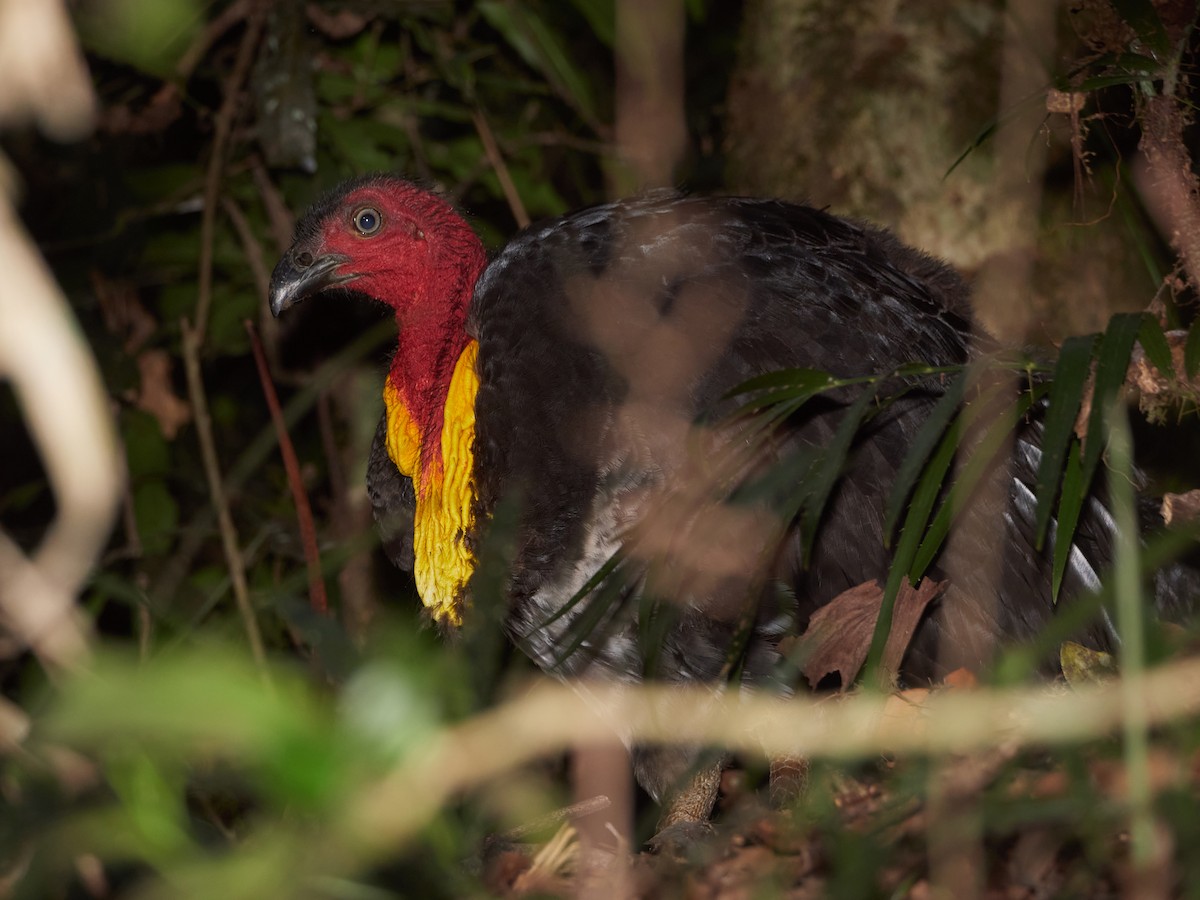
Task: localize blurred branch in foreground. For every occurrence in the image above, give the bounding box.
[0,0,117,670]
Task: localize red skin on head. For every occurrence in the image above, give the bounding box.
[318,181,488,474]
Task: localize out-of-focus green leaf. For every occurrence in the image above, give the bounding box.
[567,0,615,46]
[142,229,205,274]
[478,1,601,130]
[339,662,440,762]
[105,749,192,863]
[124,164,202,204]
[206,282,259,356]
[124,410,172,477]
[76,0,202,79]
[427,135,490,184]
[133,480,179,556]
[1060,640,1117,686]
[506,162,568,216]
[320,114,399,174]
[1033,334,1096,549]
[45,649,320,757]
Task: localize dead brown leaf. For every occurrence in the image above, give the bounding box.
[91,271,156,353]
[134,349,191,439]
[1161,488,1200,527]
[795,579,947,689]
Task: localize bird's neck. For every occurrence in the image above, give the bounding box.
[382,254,486,628]
[384,252,485,482]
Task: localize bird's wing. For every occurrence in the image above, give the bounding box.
[367,413,416,572]
[466,194,979,679]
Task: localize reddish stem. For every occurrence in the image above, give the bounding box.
[245,320,328,615]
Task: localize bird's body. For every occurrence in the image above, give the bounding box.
[270,176,1192,820]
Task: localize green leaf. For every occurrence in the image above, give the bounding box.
[1033,334,1097,549]
[105,749,192,863]
[892,414,963,586]
[133,481,179,556]
[566,0,615,46]
[863,418,960,684]
[1080,313,1142,490]
[1137,315,1174,379]
[911,385,1045,580]
[1052,440,1087,600]
[801,383,881,557]
[76,0,202,79]
[124,410,172,477]
[478,1,602,130]
[1185,320,1200,378]
[1074,73,1162,91]
[1071,51,1161,75]
[550,558,637,670]
[883,373,967,541]
[320,114,399,174]
[1110,0,1172,59]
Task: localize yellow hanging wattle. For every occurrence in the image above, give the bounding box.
[382,341,479,626]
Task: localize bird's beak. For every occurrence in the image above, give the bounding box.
[269,249,354,317]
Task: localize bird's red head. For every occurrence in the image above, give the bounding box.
[271,175,490,490]
[268,175,487,322]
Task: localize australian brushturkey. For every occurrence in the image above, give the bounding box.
[269,175,1196,832]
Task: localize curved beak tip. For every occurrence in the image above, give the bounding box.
[268,252,352,318]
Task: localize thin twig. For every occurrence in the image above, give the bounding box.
[250,157,294,253]
[221,196,270,302]
[194,3,267,344]
[175,0,252,82]
[472,107,530,228]
[117,452,153,661]
[245,320,328,616]
[180,317,269,674]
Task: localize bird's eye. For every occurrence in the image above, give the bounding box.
[353,207,382,235]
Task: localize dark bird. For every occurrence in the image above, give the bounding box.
[269,176,1195,835]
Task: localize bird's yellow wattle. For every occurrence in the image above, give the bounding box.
[382,341,479,626]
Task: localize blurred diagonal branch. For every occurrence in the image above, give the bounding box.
[0,0,114,670]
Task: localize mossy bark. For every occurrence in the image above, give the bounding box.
[726,0,1152,340]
